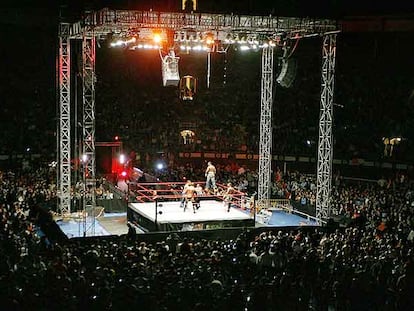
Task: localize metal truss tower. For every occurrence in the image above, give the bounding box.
[316,33,337,220]
[58,23,71,216]
[257,46,274,208]
[81,35,97,236]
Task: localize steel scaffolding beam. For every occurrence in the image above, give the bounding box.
[69,9,338,39]
[58,23,71,216]
[257,46,274,208]
[316,33,337,220]
[81,35,96,236]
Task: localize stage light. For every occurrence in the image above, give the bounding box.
[119,154,126,164]
[153,33,162,44]
[110,37,136,47]
[156,162,164,170]
[81,154,88,163]
[192,45,209,51]
[114,135,119,141]
[205,33,214,45]
[120,171,128,177]
[130,43,161,50]
[110,40,123,47]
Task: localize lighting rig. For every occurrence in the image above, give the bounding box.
[57,9,339,235]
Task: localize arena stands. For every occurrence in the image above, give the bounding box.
[1,164,413,310]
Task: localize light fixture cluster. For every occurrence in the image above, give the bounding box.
[224,33,277,51]
[130,43,162,50]
[110,29,167,50]
[179,44,211,52]
[110,37,137,47]
[110,30,278,52]
[173,31,216,52]
[234,40,276,51]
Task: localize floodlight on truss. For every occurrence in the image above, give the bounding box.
[179,44,210,52]
[110,37,136,47]
[110,28,168,49]
[130,43,162,50]
[222,32,278,51]
[173,30,216,53]
[152,32,163,44]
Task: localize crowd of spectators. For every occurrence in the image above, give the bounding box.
[1,21,56,157]
[2,163,414,310]
[272,168,414,234]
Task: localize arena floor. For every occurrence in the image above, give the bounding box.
[57,208,318,238]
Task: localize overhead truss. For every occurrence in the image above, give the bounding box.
[69,9,337,39]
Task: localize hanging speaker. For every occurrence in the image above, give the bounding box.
[276,58,297,88]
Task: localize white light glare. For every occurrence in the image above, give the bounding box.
[180,45,209,52]
[239,45,250,51]
[130,44,160,50]
[110,37,136,47]
[119,154,126,164]
[192,45,210,51]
